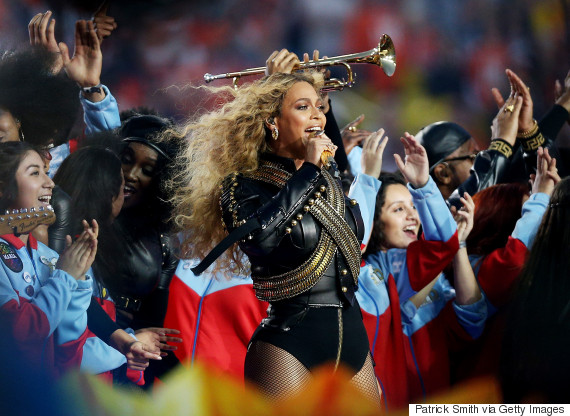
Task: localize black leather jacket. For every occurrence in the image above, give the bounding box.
[220,153,364,305]
[448,104,568,208]
[101,216,178,330]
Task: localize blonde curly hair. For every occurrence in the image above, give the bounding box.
[167,71,325,273]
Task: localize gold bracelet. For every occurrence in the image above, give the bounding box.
[517,120,538,139]
[520,132,545,152]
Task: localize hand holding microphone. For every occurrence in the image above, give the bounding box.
[306,130,337,168]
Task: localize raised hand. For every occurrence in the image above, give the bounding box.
[303,50,330,113]
[490,94,523,147]
[360,128,389,178]
[59,20,102,89]
[265,49,300,76]
[135,327,182,357]
[554,70,570,115]
[530,147,560,196]
[491,69,534,133]
[28,11,63,73]
[341,114,371,155]
[393,132,429,188]
[451,192,481,306]
[450,192,475,244]
[92,0,117,42]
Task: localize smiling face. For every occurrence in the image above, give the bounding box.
[272,81,326,161]
[13,150,54,211]
[111,174,125,220]
[121,142,159,210]
[379,184,420,250]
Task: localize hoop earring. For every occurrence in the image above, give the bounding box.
[272,128,279,140]
[19,128,25,142]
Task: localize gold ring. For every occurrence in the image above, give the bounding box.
[348,126,357,132]
[504,104,515,113]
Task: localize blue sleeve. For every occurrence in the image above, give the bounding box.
[80,85,121,134]
[348,174,381,247]
[347,146,363,177]
[452,293,488,339]
[81,336,127,373]
[47,143,70,178]
[408,177,457,242]
[512,192,549,248]
[54,273,93,345]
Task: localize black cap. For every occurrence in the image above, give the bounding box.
[118,114,176,161]
[415,121,471,170]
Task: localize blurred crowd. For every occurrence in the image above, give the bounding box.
[1,0,568,155]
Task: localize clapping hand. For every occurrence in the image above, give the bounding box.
[491,69,535,134]
[56,219,98,280]
[92,0,117,42]
[530,147,560,197]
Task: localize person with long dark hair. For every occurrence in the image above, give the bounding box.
[54,144,176,382]
[0,141,97,377]
[500,175,568,403]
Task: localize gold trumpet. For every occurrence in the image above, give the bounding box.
[204,34,396,91]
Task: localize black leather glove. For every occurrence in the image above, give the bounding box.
[48,186,74,253]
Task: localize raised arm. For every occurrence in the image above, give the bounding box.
[347,129,388,246]
[451,193,482,306]
[475,148,559,310]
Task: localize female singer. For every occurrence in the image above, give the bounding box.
[168,70,437,404]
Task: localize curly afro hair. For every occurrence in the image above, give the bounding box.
[0,47,80,147]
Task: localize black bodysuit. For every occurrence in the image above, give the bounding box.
[220,153,370,376]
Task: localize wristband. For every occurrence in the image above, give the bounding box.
[459,241,467,249]
[80,84,103,94]
[488,138,513,158]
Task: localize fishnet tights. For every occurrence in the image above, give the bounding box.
[245,341,382,407]
[244,340,311,400]
[350,353,383,406]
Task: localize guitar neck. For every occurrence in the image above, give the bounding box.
[0,206,56,235]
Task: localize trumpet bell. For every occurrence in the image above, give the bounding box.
[377,34,396,77]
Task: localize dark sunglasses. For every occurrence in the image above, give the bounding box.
[442,153,478,163]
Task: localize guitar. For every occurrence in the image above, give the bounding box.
[0,206,56,235]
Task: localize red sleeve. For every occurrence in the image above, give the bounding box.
[55,328,88,375]
[406,231,459,291]
[1,296,51,344]
[476,236,527,308]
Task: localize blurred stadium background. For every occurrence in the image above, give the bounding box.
[1,0,568,169]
